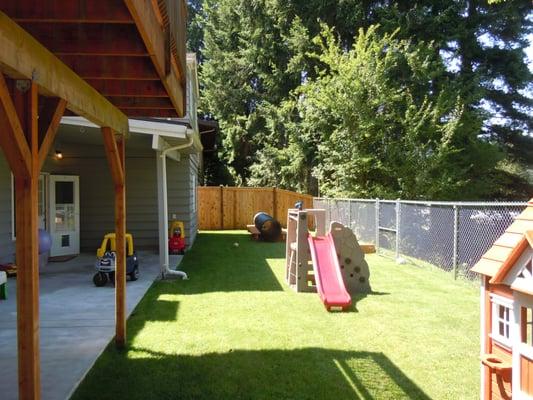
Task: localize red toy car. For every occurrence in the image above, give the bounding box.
[168,228,186,255]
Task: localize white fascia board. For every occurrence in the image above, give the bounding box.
[61,117,188,139]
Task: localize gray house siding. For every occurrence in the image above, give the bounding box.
[167,152,199,245]
[44,136,199,252]
[0,153,14,264]
[0,130,199,262]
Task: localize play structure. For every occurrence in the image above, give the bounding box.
[93,233,139,287]
[168,220,186,255]
[285,208,373,311]
[471,198,533,400]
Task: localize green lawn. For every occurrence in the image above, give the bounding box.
[72,231,480,400]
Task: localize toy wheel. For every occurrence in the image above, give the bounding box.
[129,266,139,281]
[93,272,108,287]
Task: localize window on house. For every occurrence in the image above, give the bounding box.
[522,306,533,348]
[491,295,513,347]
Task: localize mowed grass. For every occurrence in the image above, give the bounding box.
[72,231,480,400]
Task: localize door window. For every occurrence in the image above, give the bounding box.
[54,181,75,232]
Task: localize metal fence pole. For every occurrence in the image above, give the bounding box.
[452,205,459,280]
[348,199,352,232]
[375,198,380,253]
[395,198,401,261]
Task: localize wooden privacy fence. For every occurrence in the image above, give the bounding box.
[198,187,314,230]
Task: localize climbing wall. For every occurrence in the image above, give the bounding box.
[329,221,371,293]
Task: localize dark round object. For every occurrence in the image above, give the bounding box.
[38,229,52,254]
[253,212,282,242]
[93,272,108,287]
[129,266,139,281]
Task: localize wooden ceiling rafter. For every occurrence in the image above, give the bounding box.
[3,0,186,119]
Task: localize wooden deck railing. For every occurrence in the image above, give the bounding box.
[198,187,314,229]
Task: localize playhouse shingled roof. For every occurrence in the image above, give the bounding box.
[471,198,533,279]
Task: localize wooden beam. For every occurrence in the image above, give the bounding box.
[0,74,32,178]
[0,11,129,134]
[84,79,168,98]
[101,127,125,186]
[115,137,126,348]
[4,1,133,23]
[124,0,185,116]
[13,81,41,400]
[19,23,148,57]
[106,96,174,109]
[118,108,178,118]
[56,55,160,81]
[38,98,66,170]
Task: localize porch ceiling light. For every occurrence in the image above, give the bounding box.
[55,150,63,160]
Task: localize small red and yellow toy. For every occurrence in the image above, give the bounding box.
[168,221,186,255]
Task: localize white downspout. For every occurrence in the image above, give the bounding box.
[157,134,194,279]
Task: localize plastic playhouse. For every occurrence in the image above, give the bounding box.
[285,208,374,311]
[471,198,533,399]
[94,233,139,286]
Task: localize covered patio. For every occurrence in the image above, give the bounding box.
[0,252,181,400]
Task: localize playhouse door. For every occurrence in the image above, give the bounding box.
[49,175,80,257]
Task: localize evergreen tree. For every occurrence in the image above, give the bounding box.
[194,0,532,198]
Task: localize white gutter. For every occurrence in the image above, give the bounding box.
[157,134,194,280]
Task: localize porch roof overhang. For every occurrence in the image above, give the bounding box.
[60,116,199,161]
[1,0,187,129]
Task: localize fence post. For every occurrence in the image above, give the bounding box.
[375,198,380,253]
[453,204,459,280]
[220,185,224,230]
[395,198,401,261]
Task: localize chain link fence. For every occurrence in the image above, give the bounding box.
[313,198,527,280]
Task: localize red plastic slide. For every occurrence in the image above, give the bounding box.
[307,233,352,311]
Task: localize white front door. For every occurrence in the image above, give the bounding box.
[49,175,80,257]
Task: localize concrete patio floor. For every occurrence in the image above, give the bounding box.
[0,251,181,400]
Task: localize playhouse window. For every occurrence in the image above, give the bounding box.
[522,306,533,348]
[491,295,513,347]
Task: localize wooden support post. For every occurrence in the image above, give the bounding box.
[220,185,224,230]
[15,81,40,400]
[102,127,127,348]
[0,75,40,399]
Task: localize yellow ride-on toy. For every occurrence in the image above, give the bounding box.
[93,233,139,287]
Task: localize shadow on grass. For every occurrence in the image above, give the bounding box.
[349,290,390,312]
[174,232,285,293]
[72,347,431,400]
